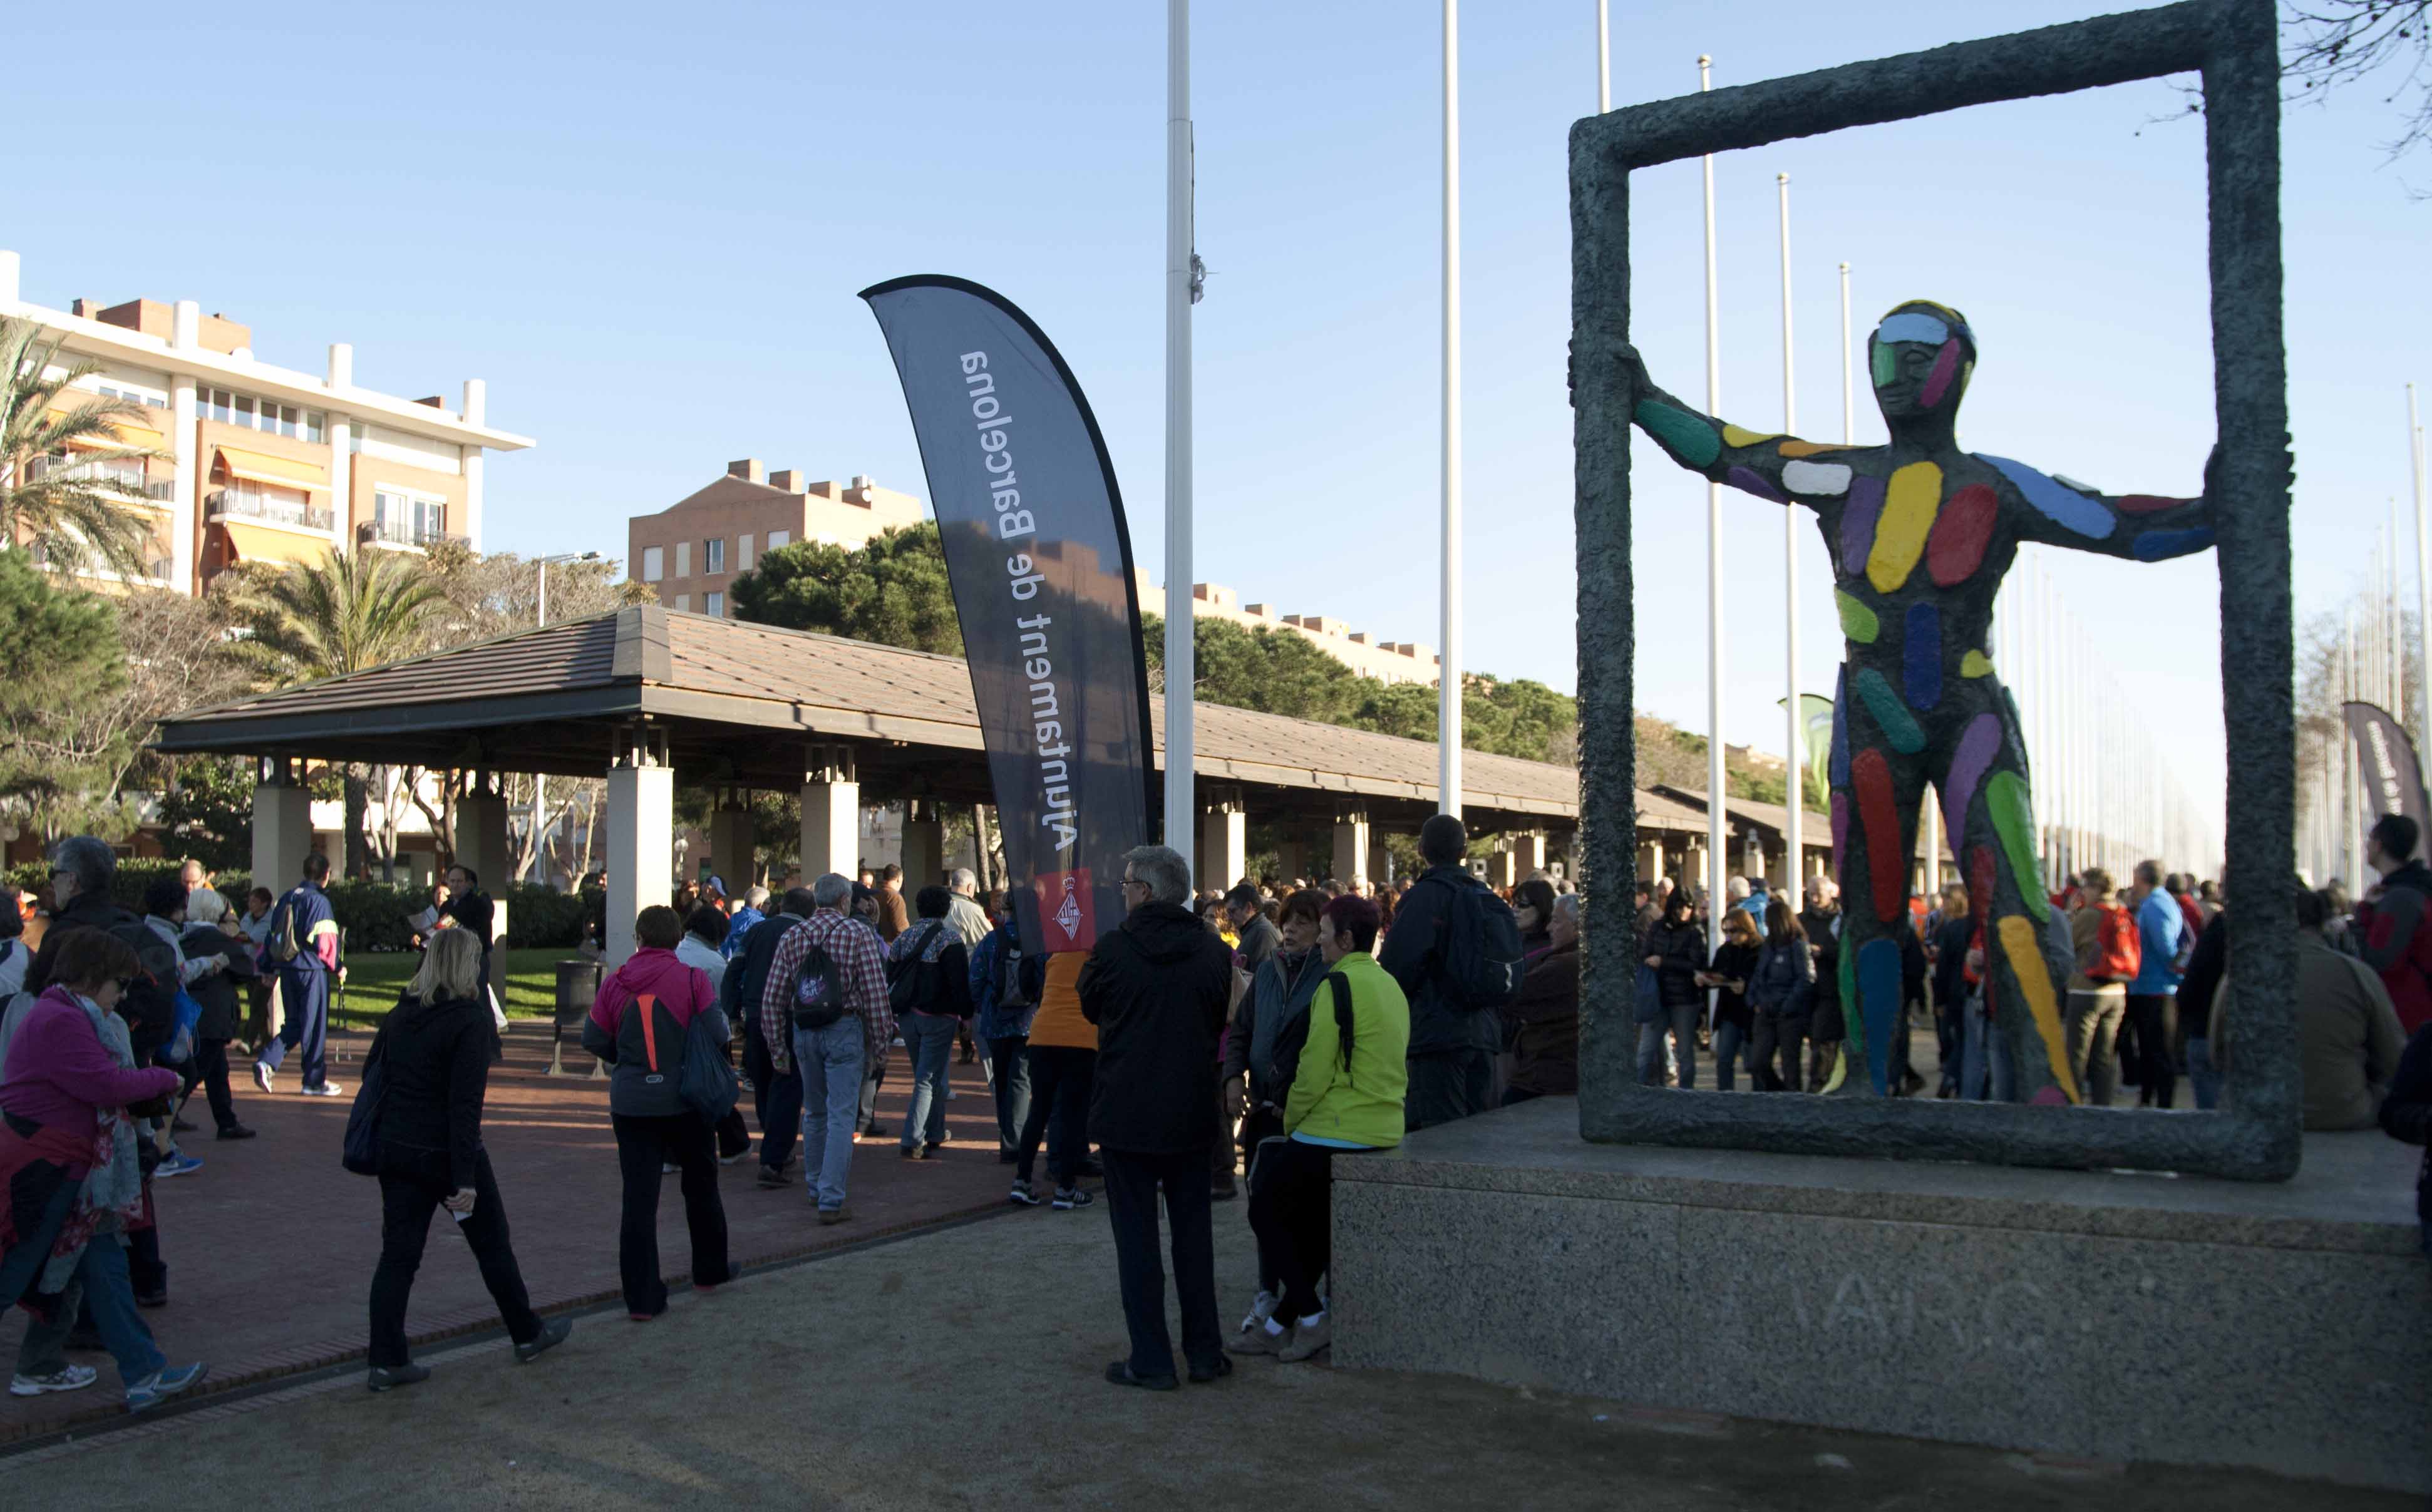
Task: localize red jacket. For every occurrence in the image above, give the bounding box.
[2359,865,2432,1035]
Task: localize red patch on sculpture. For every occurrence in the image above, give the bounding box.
[2116,493,2188,515]
[1925,483,1998,587]
[1853,748,1904,924]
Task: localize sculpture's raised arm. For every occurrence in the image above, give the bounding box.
[1617,344,1856,511]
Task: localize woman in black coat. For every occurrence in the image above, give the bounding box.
[1637,889,1709,1088]
[364,927,568,1391]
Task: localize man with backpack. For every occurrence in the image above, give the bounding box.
[724,887,815,1187]
[2065,867,2136,1108]
[887,887,974,1160]
[255,852,343,1098]
[967,902,1036,1160]
[759,873,891,1225]
[1378,815,1524,1131]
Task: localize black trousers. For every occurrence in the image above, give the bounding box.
[1100,1146,1222,1381]
[1749,1012,1810,1092]
[188,1037,240,1131]
[369,1146,540,1367]
[1016,1046,1095,1188]
[609,1113,731,1317]
[743,1022,801,1171]
[2125,994,2180,1109]
[1246,1136,1346,1322]
[1239,1113,1286,1293]
[1404,1048,1491,1131]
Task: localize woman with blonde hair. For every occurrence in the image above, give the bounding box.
[363,926,568,1391]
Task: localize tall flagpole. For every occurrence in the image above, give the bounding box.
[1162,0,1198,865]
[1440,0,1464,818]
[2413,382,2429,744]
[1701,54,1724,920]
[1778,172,1801,894]
[1596,0,1610,112]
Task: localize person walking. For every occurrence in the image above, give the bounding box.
[2065,868,2135,1108]
[1701,906,1761,1092]
[2357,815,2432,1036]
[1800,875,1845,1091]
[177,912,258,1141]
[1637,889,1706,1088]
[255,852,344,1099]
[1009,949,1098,1210]
[1746,902,1817,1092]
[874,863,910,942]
[725,887,813,1186]
[889,887,973,1160]
[759,875,892,1225]
[362,929,570,1390]
[438,865,500,1062]
[967,902,1036,1161]
[2125,860,2186,1108]
[139,875,220,1178]
[1080,844,1235,1390]
[1379,814,1521,1129]
[1222,887,1327,1332]
[1232,893,1409,1366]
[721,885,770,962]
[0,930,207,1412]
[582,906,733,1317]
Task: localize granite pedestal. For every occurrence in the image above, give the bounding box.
[1332,1097,2429,1494]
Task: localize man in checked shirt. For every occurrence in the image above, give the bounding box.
[761,872,894,1225]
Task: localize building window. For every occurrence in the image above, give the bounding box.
[705,591,724,618]
[675,594,690,612]
[371,486,448,545]
[675,540,691,579]
[705,537,726,575]
[642,546,664,583]
[200,388,321,443]
[738,532,754,569]
[767,529,790,551]
[95,382,168,410]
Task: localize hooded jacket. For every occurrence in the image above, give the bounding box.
[1376,865,1505,1057]
[1078,900,1234,1153]
[1224,945,1327,1106]
[582,947,722,1116]
[1281,950,1409,1149]
[369,990,492,1191]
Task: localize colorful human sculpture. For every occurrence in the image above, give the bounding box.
[1620,301,2215,1103]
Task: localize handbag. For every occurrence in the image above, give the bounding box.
[1633,962,1665,1026]
[341,1034,389,1176]
[163,987,204,1066]
[678,1007,739,1126]
[487,983,508,1033]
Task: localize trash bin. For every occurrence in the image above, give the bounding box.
[549,958,605,1076]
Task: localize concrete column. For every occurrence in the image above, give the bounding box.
[708,796,756,891]
[1368,843,1394,892]
[456,781,510,890]
[1512,830,1546,878]
[605,736,674,968]
[1488,846,1517,890]
[250,760,312,892]
[1639,838,1667,885]
[1275,840,1306,886]
[170,375,197,593]
[799,749,858,880]
[460,379,485,549]
[172,299,198,351]
[901,800,944,890]
[1331,811,1370,891]
[1198,796,1245,895]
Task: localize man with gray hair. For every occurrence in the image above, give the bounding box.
[1078,844,1235,1389]
[945,868,991,949]
[761,873,892,1224]
[721,884,771,962]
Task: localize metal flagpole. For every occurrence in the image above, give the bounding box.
[1596,0,1609,113]
[2391,498,2406,723]
[1440,0,1464,818]
[1701,54,1724,920]
[1838,262,1853,446]
[1778,172,1802,897]
[2414,382,2429,745]
[2347,607,2362,883]
[1162,0,1198,864]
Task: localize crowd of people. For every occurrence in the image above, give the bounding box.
[9,801,2430,1414]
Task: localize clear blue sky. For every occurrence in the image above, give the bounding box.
[8,1,2425,833]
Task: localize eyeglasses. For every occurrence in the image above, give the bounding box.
[1121,877,1147,893]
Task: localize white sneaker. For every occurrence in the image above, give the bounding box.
[662,1162,679,1175]
[10,1364,97,1396]
[301,1083,345,1098]
[251,1062,275,1094]
[1240,1290,1280,1334]
[945,1087,960,1101]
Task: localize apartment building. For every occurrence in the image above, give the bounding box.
[627,458,926,616]
[1133,577,1441,686]
[0,249,531,592]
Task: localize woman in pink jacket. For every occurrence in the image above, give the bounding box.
[581,905,732,1319]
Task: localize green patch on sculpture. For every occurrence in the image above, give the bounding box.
[1632,399,1722,467]
[1852,668,1925,754]
[1834,589,1880,643]
[1984,771,2048,923]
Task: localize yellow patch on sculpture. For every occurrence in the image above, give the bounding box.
[1997,915,2080,1104]
[1867,461,1942,594]
[1720,424,1780,448]
[1961,650,1993,677]
[1777,440,1846,457]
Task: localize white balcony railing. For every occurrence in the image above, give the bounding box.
[207,488,334,533]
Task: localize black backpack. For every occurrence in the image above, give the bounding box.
[1433,877,1526,1009]
[887,922,946,1016]
[994,934,1028,1011]
[790,937,848,1031]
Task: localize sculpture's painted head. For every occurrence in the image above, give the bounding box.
[1868,300,1976,442]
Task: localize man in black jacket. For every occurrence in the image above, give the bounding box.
[1378,814,1497,1129]
[439,864,498,1061]
[1079,843,1234,1391]
[1800,875,1845,1092]
[724,887,815,1187]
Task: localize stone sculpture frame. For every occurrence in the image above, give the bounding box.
[1570,0,2299,1178]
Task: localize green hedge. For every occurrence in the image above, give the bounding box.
[4,858,600,952]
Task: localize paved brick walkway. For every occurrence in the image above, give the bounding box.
[1,1022,1019,1441]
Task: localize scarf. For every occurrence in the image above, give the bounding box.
[38,990,146,1293]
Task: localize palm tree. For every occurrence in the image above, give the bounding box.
[0,316,163,580]
[228,548,447,876]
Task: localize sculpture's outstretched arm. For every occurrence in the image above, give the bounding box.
[1616,344,1858,512]
[1976,446,2218,563]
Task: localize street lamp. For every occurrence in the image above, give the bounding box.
[528,552,599,882]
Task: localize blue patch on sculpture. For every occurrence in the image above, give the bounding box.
[1979,455,2116,540]
[1726,465,1786,503]
[1857,937,1901,1095]
[1903,602,1942,712]
[2131,527,2215,562]
[1875,312,1949,346]
[1829,665,1852,788]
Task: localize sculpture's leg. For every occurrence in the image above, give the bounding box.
[1828,664,1927,1096]
[1942,679,2080,1106]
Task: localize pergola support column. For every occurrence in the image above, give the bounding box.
[250,757,312,890]
[799,748,858,882]
[901,798,945,890]
[1198,790,1245,895]
[708,788,757,893]
[606,726,673,967]
[456,771,510,890]
[1332,810,1370,892]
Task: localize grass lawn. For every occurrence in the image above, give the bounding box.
[332,946,599,1029]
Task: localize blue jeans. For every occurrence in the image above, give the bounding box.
[71,1234,167,1390]
[1961,991,2016,1102]
[793,1018,865,1212]
[2186,1035,2221,1111]
[989,1034,1032,1151]
[1636,1003,1699,1088]
[0,1170,160,1388]
[1711,1021,1746,1091]
[899,1012,956,1151]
